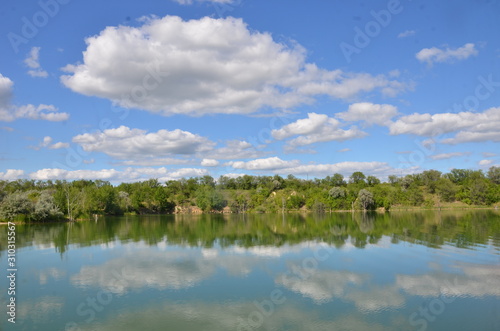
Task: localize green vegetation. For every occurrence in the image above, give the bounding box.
[1,167,499,222]
[0,211,499,256]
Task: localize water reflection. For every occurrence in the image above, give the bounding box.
[70,249,259,294]
[0,211,499,331]
[1,210,499,255]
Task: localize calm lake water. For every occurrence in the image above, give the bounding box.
[1,211,499,331]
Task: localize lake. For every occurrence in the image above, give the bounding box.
[1,211,499,331]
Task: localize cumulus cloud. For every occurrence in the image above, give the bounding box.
[32,136,69,150]
[0,73,69,122]
[201,158,219,167]
[229,156,300,171]
[478,159,493,166]
[72,126,215,159]
[276,269,365,304]
[1,104,69,122]
[61,16,408,116]
[4,159,415,182]
[0,74,13,109]
[336,102,398,126]
[24,47,48,78]
[71,250,215,294]
[0,169,24,180]
[25,167,209,182]
[389,107,500,145]
[271,112,367,148]
[416,43,478,65]
[396,263,500,298]
[209,140,264,160]
[228,157,416,179]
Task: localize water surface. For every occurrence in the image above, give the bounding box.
[1,211,499,331]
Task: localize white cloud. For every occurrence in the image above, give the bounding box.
[272,112,367,148]
[276,269,365,304]
[25,167,209,182]
[201,158,219,167]
[1,160,416,182]
[33,136,69,150]
[218,173,245,179]
[165,168,209,180]
[478,159,493,166]
[398,30,416,38]
[72,126,215,159]
[229,156,299,171]
[228,157,416,179]
[416,43,478,65]
[277,161,406,178]
[0,74,13,109]
[430,152,470,160]
[482,152,497,158]
[24,47,48,78]
[48,142,69,149]
[396,263,500,298]
[210,140,264,160]
[2,104,69,122]
[71,250,215,294]
[389,107,500,145]
[338,148,351,153]
[0,169,24,180]
[272,113,330,140]
[0,74,69,122]
[61,16,408,116]
[336,102,398,126]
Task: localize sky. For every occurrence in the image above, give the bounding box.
[0,0,499,183]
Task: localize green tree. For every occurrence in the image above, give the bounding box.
[366,176,381,186]
[0,191,31,221]
[487,166,500,184]
[422,170,442,193]
[349,172,366,185]
[32,191,63,221]
[435,178,458,202]
[357,189,374,210]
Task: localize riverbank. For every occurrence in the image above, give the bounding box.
[1,203,499,224]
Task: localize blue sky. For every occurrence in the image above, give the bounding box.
[0,0,499,183]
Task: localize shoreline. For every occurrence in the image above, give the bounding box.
[1,205,498,224]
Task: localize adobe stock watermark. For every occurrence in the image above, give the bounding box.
[408,277,460,331]
[340,0,408,63]
[236,244,334,330]
[246,113,297,151]
[64,268,128,331]
[7,0,72,54]
[446,74,500,113]
[52,64,169,170]
[212,0,244,18]
[397,73,499,170]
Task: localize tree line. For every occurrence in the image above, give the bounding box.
[0,167,499,222]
